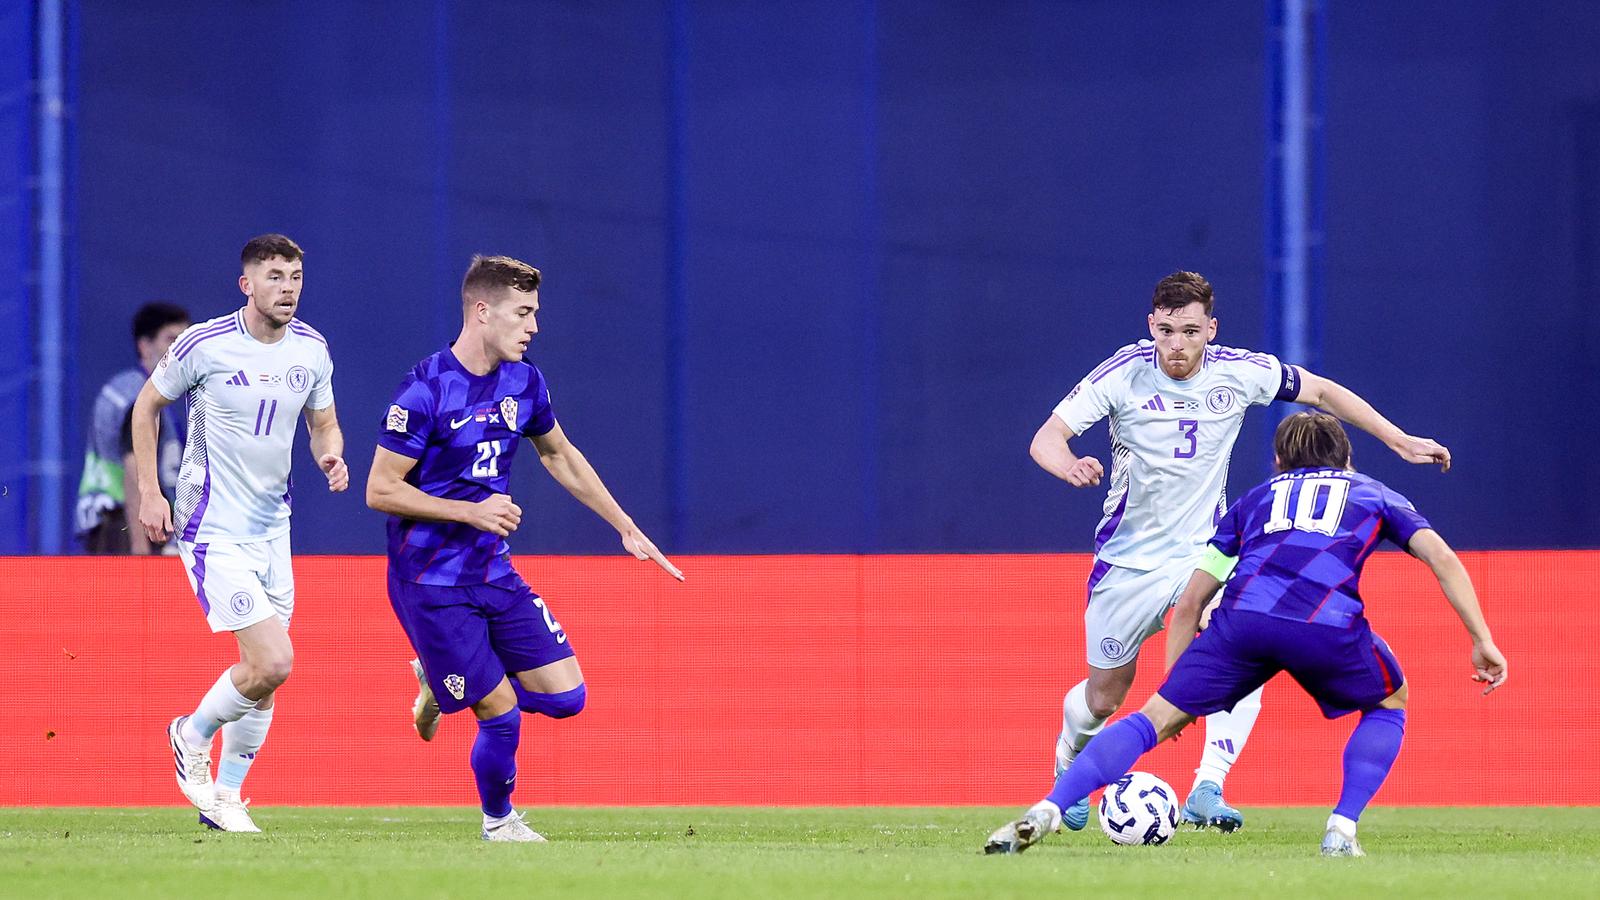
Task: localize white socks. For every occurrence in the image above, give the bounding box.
[180,667,259,748]
[1194,684,1265,791]
[218,705,274,795]
[1327,813,1358,836]
[1060,681,1107,763]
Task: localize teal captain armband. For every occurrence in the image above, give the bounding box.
[1197,545,1238,582]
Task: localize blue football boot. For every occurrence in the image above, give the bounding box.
[1181,780,1244,832]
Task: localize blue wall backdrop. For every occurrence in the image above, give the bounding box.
[60,0,1598,554]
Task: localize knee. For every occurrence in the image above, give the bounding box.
[539,683,586,719]
[1085,687,1123,720]
[1378,681,1408,711]
[245,652,293,691]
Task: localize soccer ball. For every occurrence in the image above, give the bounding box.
[1098,771,1179,845]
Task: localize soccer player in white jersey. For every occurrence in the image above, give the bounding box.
[1029,271,1450,833]
[129,234,347,833]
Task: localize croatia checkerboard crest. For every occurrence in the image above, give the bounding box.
[443,674,466,701]
[499,396,518,432]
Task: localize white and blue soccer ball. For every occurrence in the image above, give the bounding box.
[1098,771,1179,846]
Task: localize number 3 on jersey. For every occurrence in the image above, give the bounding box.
[471,440,501,477]
[1264,476,1350,536]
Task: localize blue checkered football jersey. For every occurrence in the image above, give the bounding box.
[1211,467,1431,628]
[378,346,557,586]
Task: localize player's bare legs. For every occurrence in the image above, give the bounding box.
[174,617,291,833]
[1055,661,1137,830]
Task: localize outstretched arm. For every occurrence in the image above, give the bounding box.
[1029,415,1104,487]
[129,380,176,545]
[1165,569,1223,671]
[304,403,348,492]
[530,422,683,581]
[1407,528,1506,695]
[1292,368,1451,471]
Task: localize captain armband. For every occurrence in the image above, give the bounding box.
[1197,545,1238,582]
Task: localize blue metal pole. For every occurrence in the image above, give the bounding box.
[1267,0,1325,382]
[36,0,67,554]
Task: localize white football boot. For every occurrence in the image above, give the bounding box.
[983,801,1062,854]
[1320,824,1366,857]
[167,716,216,812]
[200,792,262,833]
[482,810,547,843]
[411,659,441,742]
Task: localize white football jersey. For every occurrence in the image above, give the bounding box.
[1053,341,1298,570]
[151,309,334,544]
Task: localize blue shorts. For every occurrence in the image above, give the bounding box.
[387,571,575,715]
[1158,608,1404,719]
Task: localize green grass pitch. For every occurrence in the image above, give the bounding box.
[3,807,1597,898]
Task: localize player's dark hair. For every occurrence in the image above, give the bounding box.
[1152,271,1214,316]
[462,255,541,302]
[131,302,190,343]
[240,233,304,267]
[1275,412,1353,472]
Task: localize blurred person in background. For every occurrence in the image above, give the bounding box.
[74,301,191,554]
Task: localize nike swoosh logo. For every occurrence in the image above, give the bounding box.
[450,415,472,429]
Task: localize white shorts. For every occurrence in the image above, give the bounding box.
[177,534,295,633]
[1084,555,1202,669]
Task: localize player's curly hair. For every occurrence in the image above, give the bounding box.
[240,234,304,266]
[1151,271,1213,316]
[462,255,541,301]
[1275,411,1352,472]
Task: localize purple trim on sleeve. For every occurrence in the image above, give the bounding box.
[1093,488,1130,553]
[288,321,328,345]
[191,543,211,614]
[181,464,212,542]
[1085,558,1113,606]
[1090,350,1154,384]
[172,321,235,359]
[1087,346,1143,382]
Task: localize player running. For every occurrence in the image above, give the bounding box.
[366,254,682,842]
[1032,272,1450,832]
[131,234,347,833]
[986,412,1506,855]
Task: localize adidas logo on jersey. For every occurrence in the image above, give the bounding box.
[224,370,250,387]
[1141,394,1166,411]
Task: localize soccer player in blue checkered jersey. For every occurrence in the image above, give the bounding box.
[366,254,683,842]
[986,412,1506,855]
[131,234,348,833]
[1027,272,1453,833]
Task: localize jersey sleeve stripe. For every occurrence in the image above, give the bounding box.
[173,323,236,359]
[1090,349,1154,384]
[171,321,235,358]
[288,321,328,345]
[1086,346,1144,381]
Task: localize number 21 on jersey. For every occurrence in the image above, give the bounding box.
[472,440,501,477]
[1263,476,1350,536]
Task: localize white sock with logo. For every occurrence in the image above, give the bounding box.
[181,667,259,748]
[218,705,274,798]
[1193,684,1265,793]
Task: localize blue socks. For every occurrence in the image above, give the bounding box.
[1045,712,1160,812]
[470,709,521,818]
[1334,707,1406,821]
[513,682,587,719]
